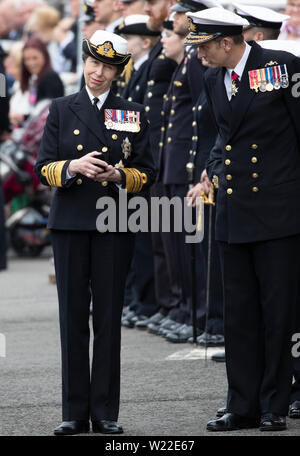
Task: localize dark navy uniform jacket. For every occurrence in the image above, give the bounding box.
[34,88,156,231]
[143,42,177,168]
[157,48,205,185]
[190,87,218,184]
[122,59,149,103]
[205,42,300,244]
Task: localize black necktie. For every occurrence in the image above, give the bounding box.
[93,97,99,112]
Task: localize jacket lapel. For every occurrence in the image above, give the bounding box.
[211,67,232,126]
[228,42,264,139]
[68,87,108,145]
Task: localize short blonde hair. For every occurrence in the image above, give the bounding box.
[25,5,60,32]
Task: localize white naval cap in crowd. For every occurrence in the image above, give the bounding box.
[117,14,161,36]
[258,39,300,57]
[171,0,223,13]
[232,3,290,29]
[220,0,288,10]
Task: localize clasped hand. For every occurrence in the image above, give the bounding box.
[68,151,122,184]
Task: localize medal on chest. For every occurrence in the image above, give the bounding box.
[248,63,289,93]
[105,109,140,132]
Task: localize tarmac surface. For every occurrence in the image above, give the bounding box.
[1,254,300,438]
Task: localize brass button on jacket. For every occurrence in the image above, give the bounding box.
[73,129,80,135]
[252,186,259,193]
[102,146,108,153]
[251,144,258,150]
[227,188,233,195]
[226,174,232,181]
[76,178,82,185]
[251,156,258,163]
[77,144,83,151]
[225,159,231,166]
[225,145,232,151]
[112,134,118,140]
[101,181,108,187]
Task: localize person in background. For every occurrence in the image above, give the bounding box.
[93,0,123,32]
[118,0,146,17]
[138,0,177,334]
[25,5,76,74]
[116,14,160,328]
[82,0,103,40]
[279,0,300,40]
[0,40,10,271]
[20,37,64,111]
[1,37,64,206]
[4,42,31,131]
[232,2,290,42]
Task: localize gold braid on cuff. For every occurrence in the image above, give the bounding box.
[121,168,148,193]
[41,161,67,187]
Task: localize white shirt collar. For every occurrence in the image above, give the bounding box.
[85,85,110,109]
[106,17,123,33]
[224,42,252,100]
[134,54,149,71]
[226,42,252,80]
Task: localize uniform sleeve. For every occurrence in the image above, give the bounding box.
[283,56,300,148]
[206,134,223,187]
[117,109,156,193]
[34,99,76,188]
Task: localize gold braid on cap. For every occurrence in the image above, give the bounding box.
[121,168,148,193]
[184,34,215,44]
[84,39,128,61]
[41,161,67,187]
[188,18,197,33]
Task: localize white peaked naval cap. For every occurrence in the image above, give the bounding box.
[184,7,249,45]
[83,30,131,65]
[233,3,290,29]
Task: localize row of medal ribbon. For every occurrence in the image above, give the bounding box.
[248,64,289,93]
[104,109,141,132]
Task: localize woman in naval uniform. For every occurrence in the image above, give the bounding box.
[35,29,155,436]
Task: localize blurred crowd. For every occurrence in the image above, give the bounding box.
[1,0,300,353]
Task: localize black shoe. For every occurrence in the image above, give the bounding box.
[122,306,130,318]
[165,325,201,343]
[53,420,90,436]
[289,401,300,419]
[132,315,149,328]
[135,312,166,329]
[121,310,136,328]
[207,413,259,432]
[197,332,224,347]
[148,318,178,335]
[92,420,123,434]
[211,351,226,362]
[157,319,181,336]
[260,413,286,431]
[216,406,227,417]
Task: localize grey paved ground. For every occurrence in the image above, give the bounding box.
[0,255,300,437]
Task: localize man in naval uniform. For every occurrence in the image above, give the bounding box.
[35,30,155,436]
[159,0,223,344]
[185,7,300,432]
